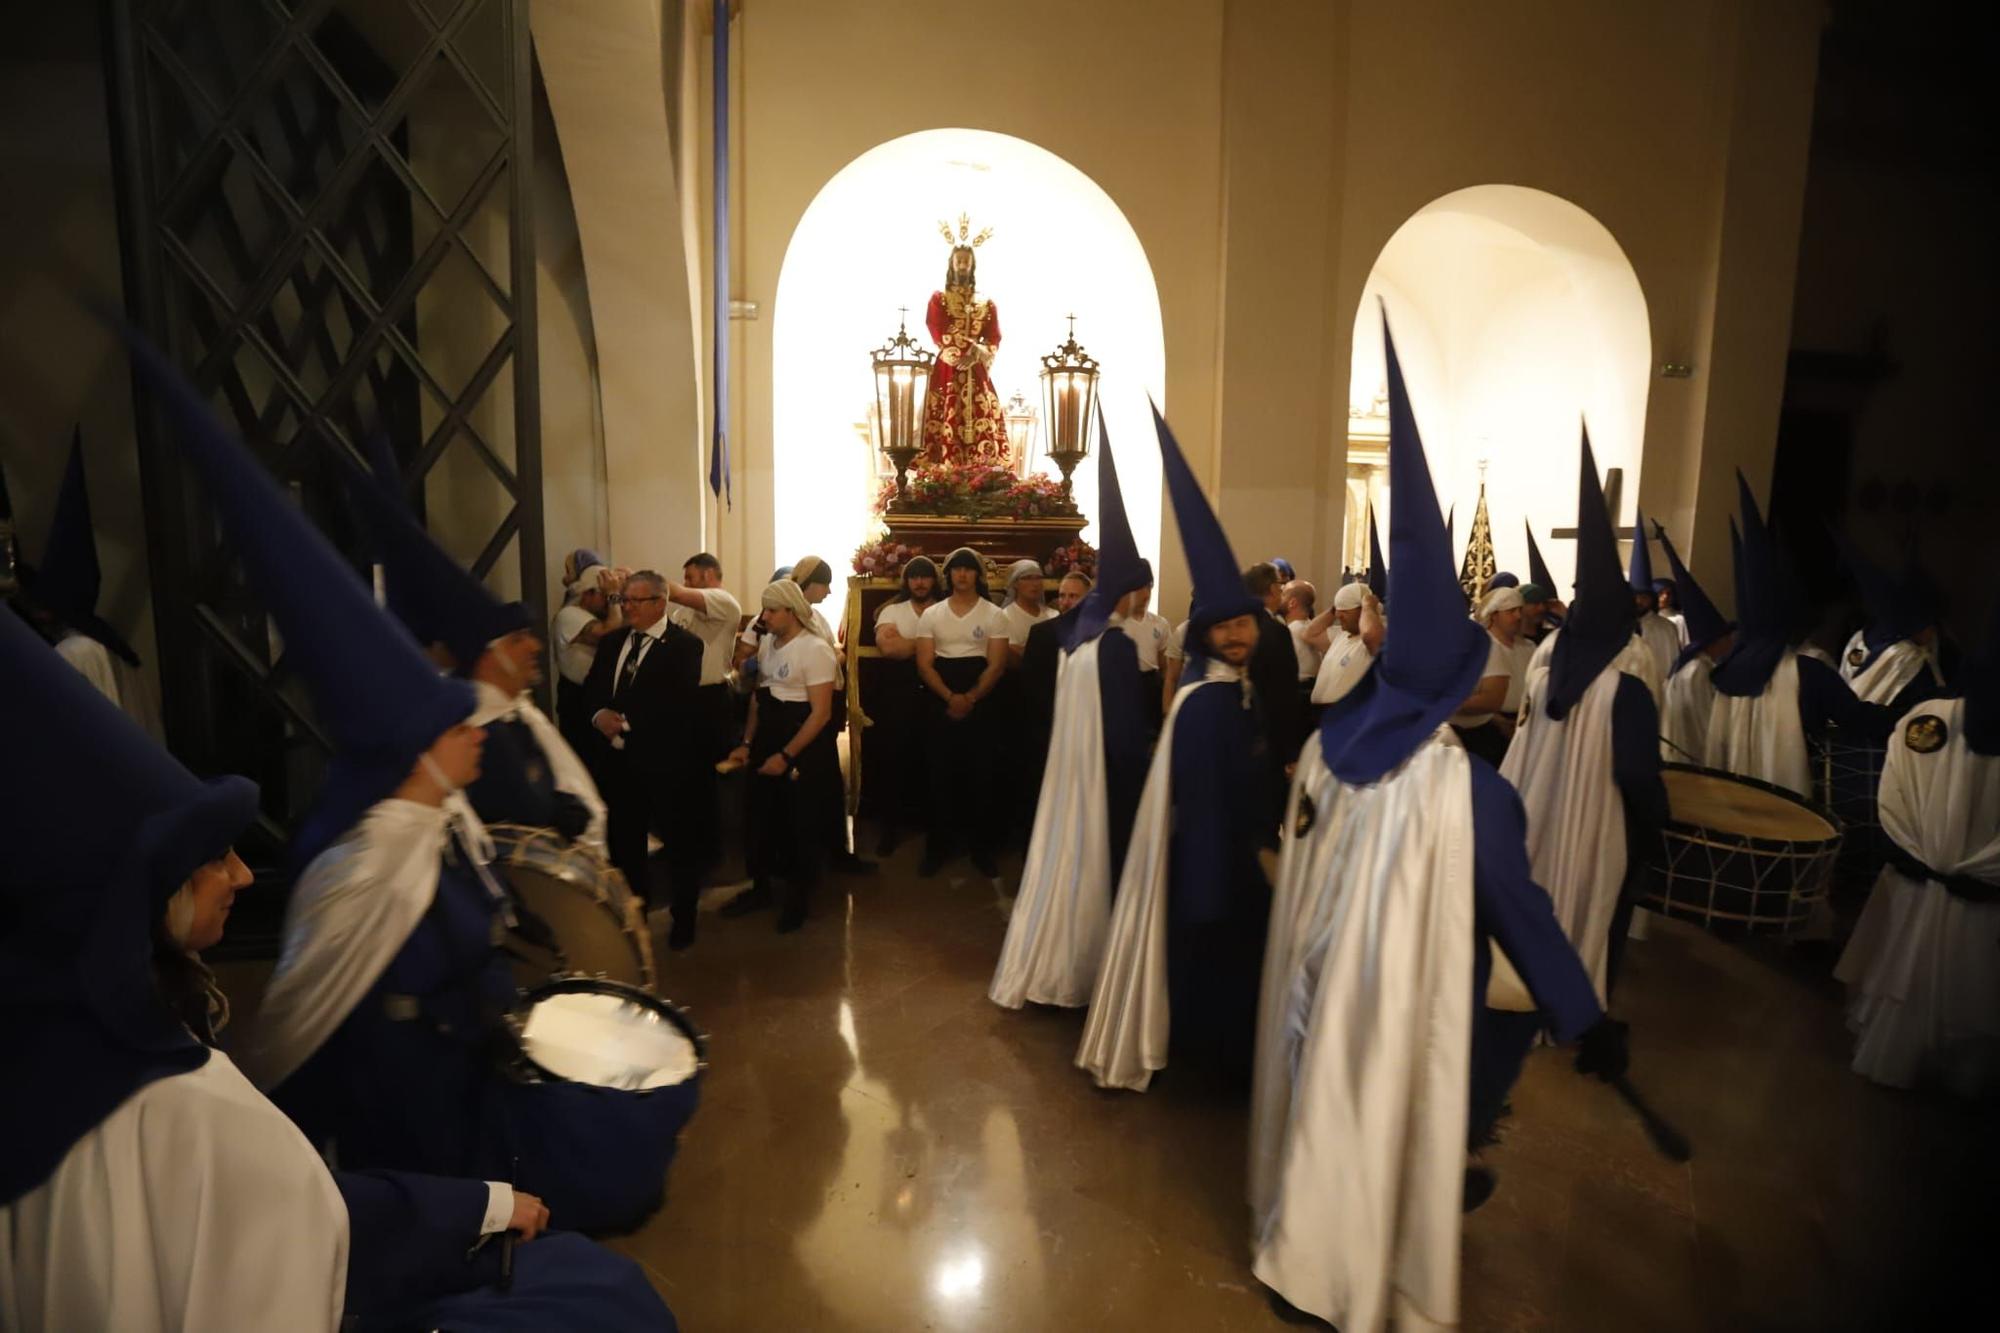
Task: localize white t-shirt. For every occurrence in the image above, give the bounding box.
[917,598,1010,659]
[1120,611,1173,671]
[670,586,744,686]
[1164,619,1190,663]
[1449,637,1516,729]
[55,632,121,706]
[1287,619,1322,681]
[1002,601,1057,646]
[551,603,599,685]
[759,631,838,703]
[1310,627,1376,706]
[876,599,927,641]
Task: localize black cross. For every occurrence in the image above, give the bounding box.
[1549,467,1638,545]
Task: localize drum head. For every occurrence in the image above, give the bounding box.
[517,981,702,1091]
[1663,766,1837,843]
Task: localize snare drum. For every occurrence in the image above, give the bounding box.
[1644,764,1844,934]
[487,824,656,993]
[510,977,706,1092]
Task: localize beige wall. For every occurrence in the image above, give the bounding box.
[638,0,1821,616]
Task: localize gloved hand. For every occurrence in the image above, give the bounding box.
[1575,1016,1630,1081]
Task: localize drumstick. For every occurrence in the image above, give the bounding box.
[1658,735,1702,763]
[1607,1073,1693,1162]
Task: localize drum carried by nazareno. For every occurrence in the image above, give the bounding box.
[1643,764,1844,934]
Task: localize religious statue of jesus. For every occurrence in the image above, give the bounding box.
[921,215,1008,462]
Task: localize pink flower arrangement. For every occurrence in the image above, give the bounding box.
[875,458,1072,520]
[852,537,923,578]
[1045,538,1098,580]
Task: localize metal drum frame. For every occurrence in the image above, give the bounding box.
[1644,763,1845,935]
[487,822,657,993]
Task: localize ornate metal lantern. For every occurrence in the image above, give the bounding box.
[1003,390,1038,476]
[1038,315,1099,505]
[870,310,930,503]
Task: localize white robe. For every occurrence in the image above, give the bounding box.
[1703,650,1811,798]
[0,1051,349,1333]
[1632,614,1674,710]
[234,799,457,1091]
[1074,665,1236,1091]
[1846,639,1943,707]
[990,636,1113,1009]
[1250,731,1474,1333]
[470,679,608,847]
[1835,698,2000,1096]
[1500,639,1652,1002]
[1660,653,1715,765]
[54,630,120,707]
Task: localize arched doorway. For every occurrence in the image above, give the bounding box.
[1347,185,1651,594]
[773,129,1166,628]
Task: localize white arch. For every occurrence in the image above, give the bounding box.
[1350,184,1651,594]
[773,129,1166,626]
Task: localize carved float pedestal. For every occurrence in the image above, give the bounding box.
[876,512,1087,568]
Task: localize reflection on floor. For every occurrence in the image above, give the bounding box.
[609,849,1991,1331]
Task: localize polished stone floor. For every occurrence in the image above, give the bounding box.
[598,850,1994,1331]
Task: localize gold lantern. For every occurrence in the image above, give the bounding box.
[870,310,930,505]
[1039,315,1099,506]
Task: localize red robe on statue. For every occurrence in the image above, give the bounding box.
[922,286,1008,462]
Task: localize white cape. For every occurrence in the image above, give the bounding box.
[1703,649,1811,797]
[1250,731,1474,1333]
[0,1051,348,1332]
[1500,638,1651,1002]
[1847,639,1943,707]
[1660,652,1715,764]
[234,799,455,1091]
[1074,669,1234,1090]
[1835,698,2000,1095]
[470,679,608,847]
[992,636,1113,1009]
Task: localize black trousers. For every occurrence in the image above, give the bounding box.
[924,657,999,862]
[605,756,699,921]
[1452,720,1511,769]
[744,695,834,908]
[689,683,733,875]
[867,658,928,839]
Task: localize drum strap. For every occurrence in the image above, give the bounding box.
[1887,844,2000,904]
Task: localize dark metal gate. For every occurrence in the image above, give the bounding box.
[103,0,541,939]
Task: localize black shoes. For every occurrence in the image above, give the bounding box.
[970,850,1000,878]
[918,850,946,878]
[667,916,696,951]
[1462,1162,1497,1214]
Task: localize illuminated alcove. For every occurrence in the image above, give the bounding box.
[1348,185,1651,594]
[773,129,1165,627]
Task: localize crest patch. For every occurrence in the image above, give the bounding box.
[1847,646,1868,668]
[1904,714,1948,755]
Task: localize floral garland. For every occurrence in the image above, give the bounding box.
[1045,538,1098,581]
[874,457,1071,520]
[851,537,924,578]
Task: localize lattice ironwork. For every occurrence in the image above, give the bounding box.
[105,0,542,921]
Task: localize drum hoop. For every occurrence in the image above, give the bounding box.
[1659,762,1846,853]
[513,974,708,1088]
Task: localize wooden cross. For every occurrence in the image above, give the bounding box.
[1550,467,1632,542]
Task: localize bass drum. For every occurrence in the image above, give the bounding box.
[487,823,656,993]
[1643,764,1844,935]
[1811,724,1892,896]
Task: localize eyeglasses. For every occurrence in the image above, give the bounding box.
[625,594,664,605]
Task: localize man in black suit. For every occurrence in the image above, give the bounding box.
[582,570,705,948]
[1243,561,1304,836]
[1016,571,1091,831]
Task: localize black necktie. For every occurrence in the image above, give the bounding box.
[617,635,649,698]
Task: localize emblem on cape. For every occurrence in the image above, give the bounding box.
[525,760,546,785]
[1847,646,1867,668]
[1294,792,1317,839]
[1904,714,1948,754]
